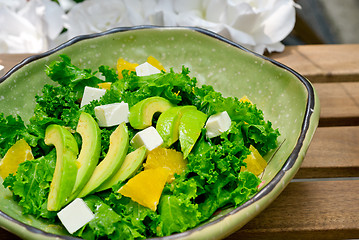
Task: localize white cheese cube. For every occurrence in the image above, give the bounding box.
[0,65,4,77]
[205,111,232,138]
[94,102,129,127]
[131,126,163,151]
[80,86,107,108]
[57,198,94,234]
[135,62,161,76]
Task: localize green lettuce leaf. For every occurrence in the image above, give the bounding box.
[106,192,160,238]
[241,121,280,155]
[98,65,119,83]
[82,195,122,238]
[2,150,57,220]
[157,194,200,236]
[190,84,280,154]
[23,84,82,157]
[78,194,160,240]
[112,67,197,107]
[0,114,38,158]
[45,54,103,99]
[31,84,81,131]
[233,171,262,206]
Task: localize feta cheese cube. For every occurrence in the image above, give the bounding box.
[205,111,232,138]
[95,102,129,127]
[80,86,107,108]
[0,65,4,77]
[135,62,161,76]
[57,198,94,234]
[131,126,163,151]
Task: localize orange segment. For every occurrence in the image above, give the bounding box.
[118,168,170,211]
[97,82,112,90]
[147,56,166,72]
[144,147,187,183]
[241,145,267,176]
[0,139,34,179]
[239,95,252,104]
[116,58,139,79]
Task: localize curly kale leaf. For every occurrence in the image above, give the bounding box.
[31,84,80,130]
[157,194,200,236]
[98,65,119,83]
[191,84,280,155]
[112,67,197,107]
[23,84,81,157]
[0,114,39,158]
[76,194,160,240]
[45,54,103,99]
[241,121,280,155]
[2,150,57,220]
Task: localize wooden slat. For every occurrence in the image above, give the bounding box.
[270,44,359,83]
[315,82,359,126]
[228,180,359,240]
[295,126,359,178]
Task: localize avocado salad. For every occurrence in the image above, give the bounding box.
[0,55,280,239]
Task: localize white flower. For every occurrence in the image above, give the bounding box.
[63,0,157,40]
[0,0,297,54]
[64,0,297,54]
[151,0,298,53]
[0,0,64,53]
[58,0,77,12]
[0,0,27,11]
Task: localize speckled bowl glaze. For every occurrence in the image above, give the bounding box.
[0,26,319,240]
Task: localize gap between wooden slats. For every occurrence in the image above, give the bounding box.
[295,126,359,178]
[315,82,359,127]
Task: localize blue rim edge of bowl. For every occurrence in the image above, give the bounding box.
[0,25,317,240]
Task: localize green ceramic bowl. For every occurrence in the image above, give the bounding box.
[0,26,319,240]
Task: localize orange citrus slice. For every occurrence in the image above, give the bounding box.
[116,58,139,79]
[97,82,112,90]
[239,95,252,104]
[144,147,187,183]
[0,139,34,179]
[118,167,170,211]
[241,145,267,176]
[147,56,166,72]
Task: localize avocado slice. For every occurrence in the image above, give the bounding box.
[97,146,147,192]
[70,112,101,198]
[156,105,197,147]
[44,124,79,211]
[77,122,129,197]
[129,96,175,129]
[179,109,207,158]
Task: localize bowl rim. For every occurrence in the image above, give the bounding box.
[0,25,317,240]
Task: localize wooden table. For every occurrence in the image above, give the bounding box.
[1,44,359,240]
